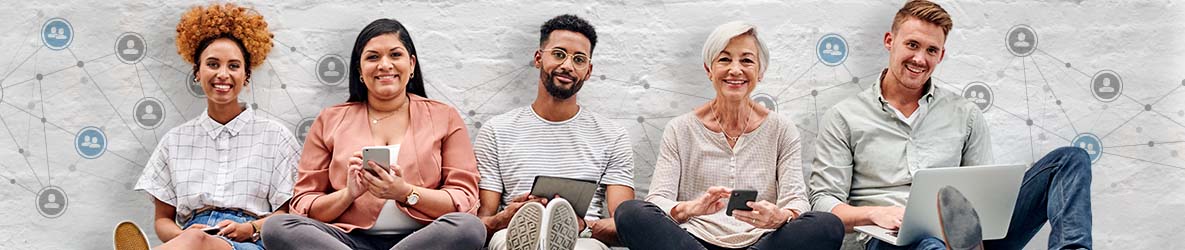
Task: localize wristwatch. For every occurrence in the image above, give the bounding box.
[404,188,420,206]
[249,221,261,242]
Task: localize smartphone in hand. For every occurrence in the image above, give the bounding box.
[362,146,393,176]
[202,226,221,235]
[726,189,758,216]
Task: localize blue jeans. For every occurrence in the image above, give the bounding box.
[867,147,1093,250]
[183,209,265,250]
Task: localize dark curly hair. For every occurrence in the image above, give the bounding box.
[539,14,597,53]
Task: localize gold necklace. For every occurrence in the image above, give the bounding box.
[368,105,399,124]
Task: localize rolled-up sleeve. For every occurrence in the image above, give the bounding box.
[438,110,481,214]
[289,110,334,216]
[644,122,683,214]
[809,108,854,213]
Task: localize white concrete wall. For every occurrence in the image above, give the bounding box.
[0,0,1182,249]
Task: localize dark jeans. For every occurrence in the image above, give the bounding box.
[867,147,1093,250]
[260,213,486,250]
[615,199,845,250]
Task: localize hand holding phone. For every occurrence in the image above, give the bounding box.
[362,146,397,176]
[726,189,758,216]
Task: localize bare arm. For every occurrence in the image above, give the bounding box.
[151,198,183,242]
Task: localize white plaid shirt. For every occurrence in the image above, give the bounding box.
[134,108,300,222]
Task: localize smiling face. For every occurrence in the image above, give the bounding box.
[535,30,592,100]
[707,34,762,101]
[359,33,416,101]
[884,17,946,91]
[196,38,248,107]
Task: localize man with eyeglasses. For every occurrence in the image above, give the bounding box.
[475,14,634,250]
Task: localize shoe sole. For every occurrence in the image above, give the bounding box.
[507,202,544,250]
[113,220,150,250]
[543,199,579,250]
[937,186,984,250]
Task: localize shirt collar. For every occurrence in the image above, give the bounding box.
[200,107,254,139]
[873,68,937,112]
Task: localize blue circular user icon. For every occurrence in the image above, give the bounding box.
[41,18,74,51]
[1071,133,1102,163]
[816,34,848,66]
[75,126,106,159]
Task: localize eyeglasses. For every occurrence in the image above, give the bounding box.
[541,48,590,70]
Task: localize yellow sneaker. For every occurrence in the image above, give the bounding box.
[113,220,150,250]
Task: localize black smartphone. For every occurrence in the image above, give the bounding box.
[202,226,221,235]
[726,189,758,216]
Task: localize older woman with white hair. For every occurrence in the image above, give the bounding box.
[614,21,845,249]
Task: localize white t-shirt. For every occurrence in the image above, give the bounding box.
[475,106,634,220]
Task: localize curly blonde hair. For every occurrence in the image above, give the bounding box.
[175,3,272,70]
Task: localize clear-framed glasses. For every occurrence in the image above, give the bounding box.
[541,48,590,70]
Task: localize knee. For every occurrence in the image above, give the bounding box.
[1055,147,1091,165]
[439,212,486,248]
[1054,146,1093,174]
[614,200,650,222]
[261,214,302,243]
[799,211,845,242]
[170,229,207,244]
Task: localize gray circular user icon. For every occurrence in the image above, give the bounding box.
[1006,25,1037,57]
[37,186,68,218]
[317,55,346,86]
[1091,70,1122,103]
[134,97,165,129]
[296,117,316,143]
[115,32,146,64]
[962,82,994,112]
[751,93,777,112]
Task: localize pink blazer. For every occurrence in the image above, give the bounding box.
[289,95,479,232]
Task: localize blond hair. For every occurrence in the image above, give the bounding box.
[892,0,953,37]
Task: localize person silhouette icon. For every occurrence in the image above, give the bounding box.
[44,193,62,209]
[88,136,101,149]
[323,61,340,77]
[122,39,140,55]
[141,104,158,121]
[974,91,988,104]
[828,43,843,56]
[80,135,93,147]
[1013,32,1031,48]
[1098,77,1115,93]
[48,27,58,40]
[1079,142,1098,155]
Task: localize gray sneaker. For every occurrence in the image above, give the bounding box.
[937,186,984,250]
[542,198,579,250]
[507,202,544,250]
[113,220,150,250]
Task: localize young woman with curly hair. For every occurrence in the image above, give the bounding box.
[113,3,299,250]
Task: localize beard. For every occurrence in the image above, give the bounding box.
[542,69,584,100]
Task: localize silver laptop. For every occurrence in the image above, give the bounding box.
[854,164,1026,246]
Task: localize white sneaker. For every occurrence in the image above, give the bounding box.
[507,202,545,250]
[541,198,579,250]
[113,220,150,250]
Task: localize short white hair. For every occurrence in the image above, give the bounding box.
[701,21,769,75]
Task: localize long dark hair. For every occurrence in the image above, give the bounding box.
[347,18,426,102]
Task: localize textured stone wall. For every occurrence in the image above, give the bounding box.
[0,0,1181,248]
